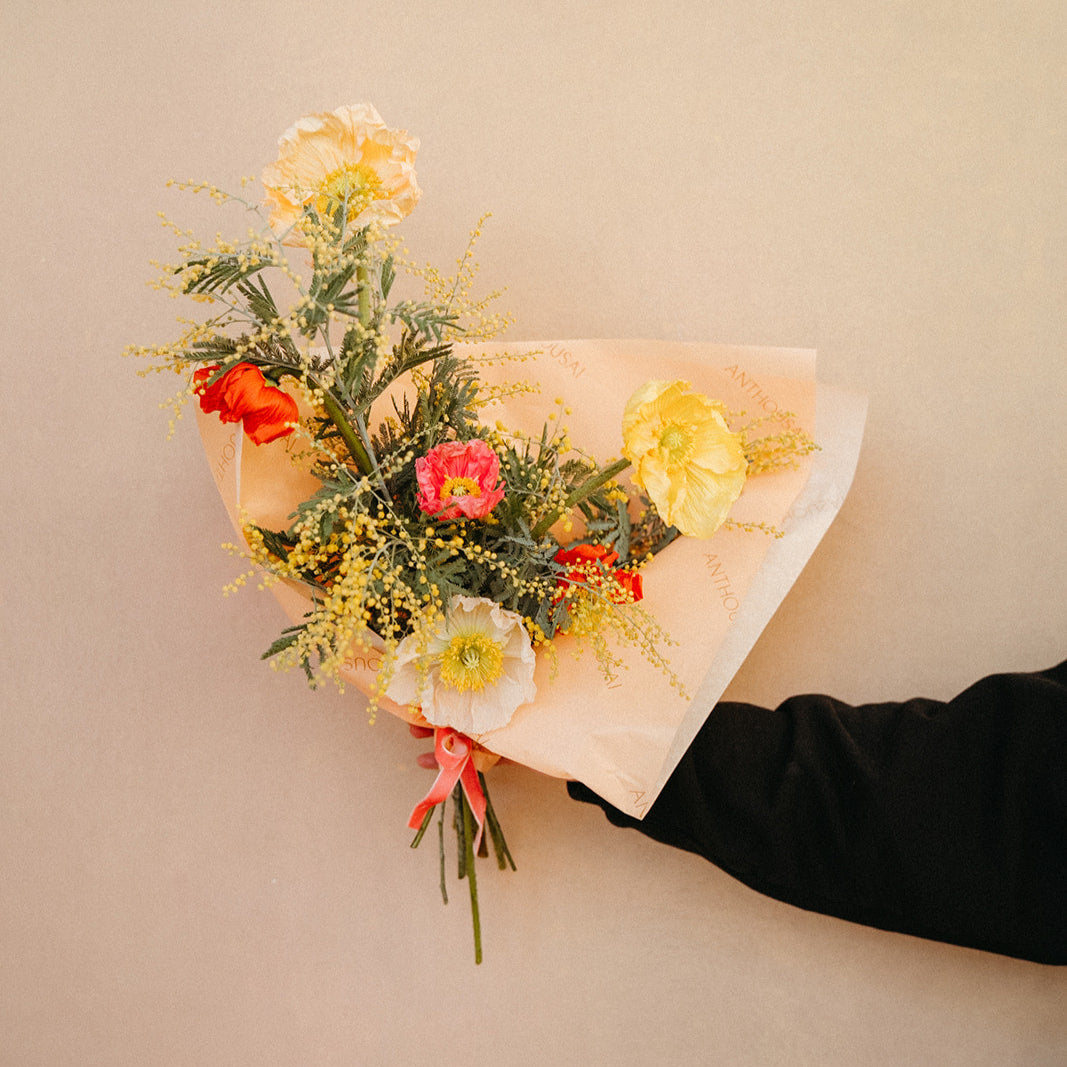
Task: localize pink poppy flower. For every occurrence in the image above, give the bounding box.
[415,440,505,521]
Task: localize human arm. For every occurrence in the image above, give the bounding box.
[568,661,1067,964]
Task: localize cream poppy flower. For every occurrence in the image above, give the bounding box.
[385,597,536,735]
[621,379,747,538]
[262,103,421,240]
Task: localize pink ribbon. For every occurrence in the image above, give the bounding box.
[409,728,487,852]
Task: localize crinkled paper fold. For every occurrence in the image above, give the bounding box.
[198,340,866,817]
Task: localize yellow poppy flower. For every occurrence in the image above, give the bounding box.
[262,103,421,240]
[621,380,747,538]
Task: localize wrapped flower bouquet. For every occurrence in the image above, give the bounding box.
[130,104,865,961]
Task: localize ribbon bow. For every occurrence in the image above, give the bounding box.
[409,728,487,852]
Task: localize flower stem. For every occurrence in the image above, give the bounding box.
[357,262,372,328]
[437,801,448,905]
[410,806,435,849]
[480,772,516,872]
[461,792,483,965]
[319,388,373,475]
[530,456,631,540]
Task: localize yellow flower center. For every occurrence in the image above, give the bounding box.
[315,163,383,222]
[658,422,693,462]
[441,476,482,500]
[439,632,505,692]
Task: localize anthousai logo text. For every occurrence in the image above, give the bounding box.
[705,554,740,621]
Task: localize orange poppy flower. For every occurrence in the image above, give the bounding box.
[554,543,643,604]
[193,363,298,445]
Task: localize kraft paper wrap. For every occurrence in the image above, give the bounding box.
[197,340,867,817]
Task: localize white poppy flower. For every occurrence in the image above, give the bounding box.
[385,597,537,735]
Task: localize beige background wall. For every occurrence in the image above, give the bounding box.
[2,3,1064,1064]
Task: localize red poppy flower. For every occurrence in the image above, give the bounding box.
[553,543,643,604]
[612,568,644,604]
[193,363,299,445]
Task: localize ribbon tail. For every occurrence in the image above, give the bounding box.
[408,763,454,831]
[408,728,467,831]
[408,727,488,856]
[458,758,487,854]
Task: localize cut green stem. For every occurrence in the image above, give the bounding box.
[437,800,448,905]
[480,772,516,872]
[410,806,435,849]
[461,792,483,965]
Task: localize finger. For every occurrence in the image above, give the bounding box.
[416,752,438,770]
[566,781,639,828]
[409,724,433,739]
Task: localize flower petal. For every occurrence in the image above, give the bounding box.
[384,596,535,734]
[262,103,421,242]
[621,379,747,538]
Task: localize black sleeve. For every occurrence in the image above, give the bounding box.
[568,661,1067,964]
